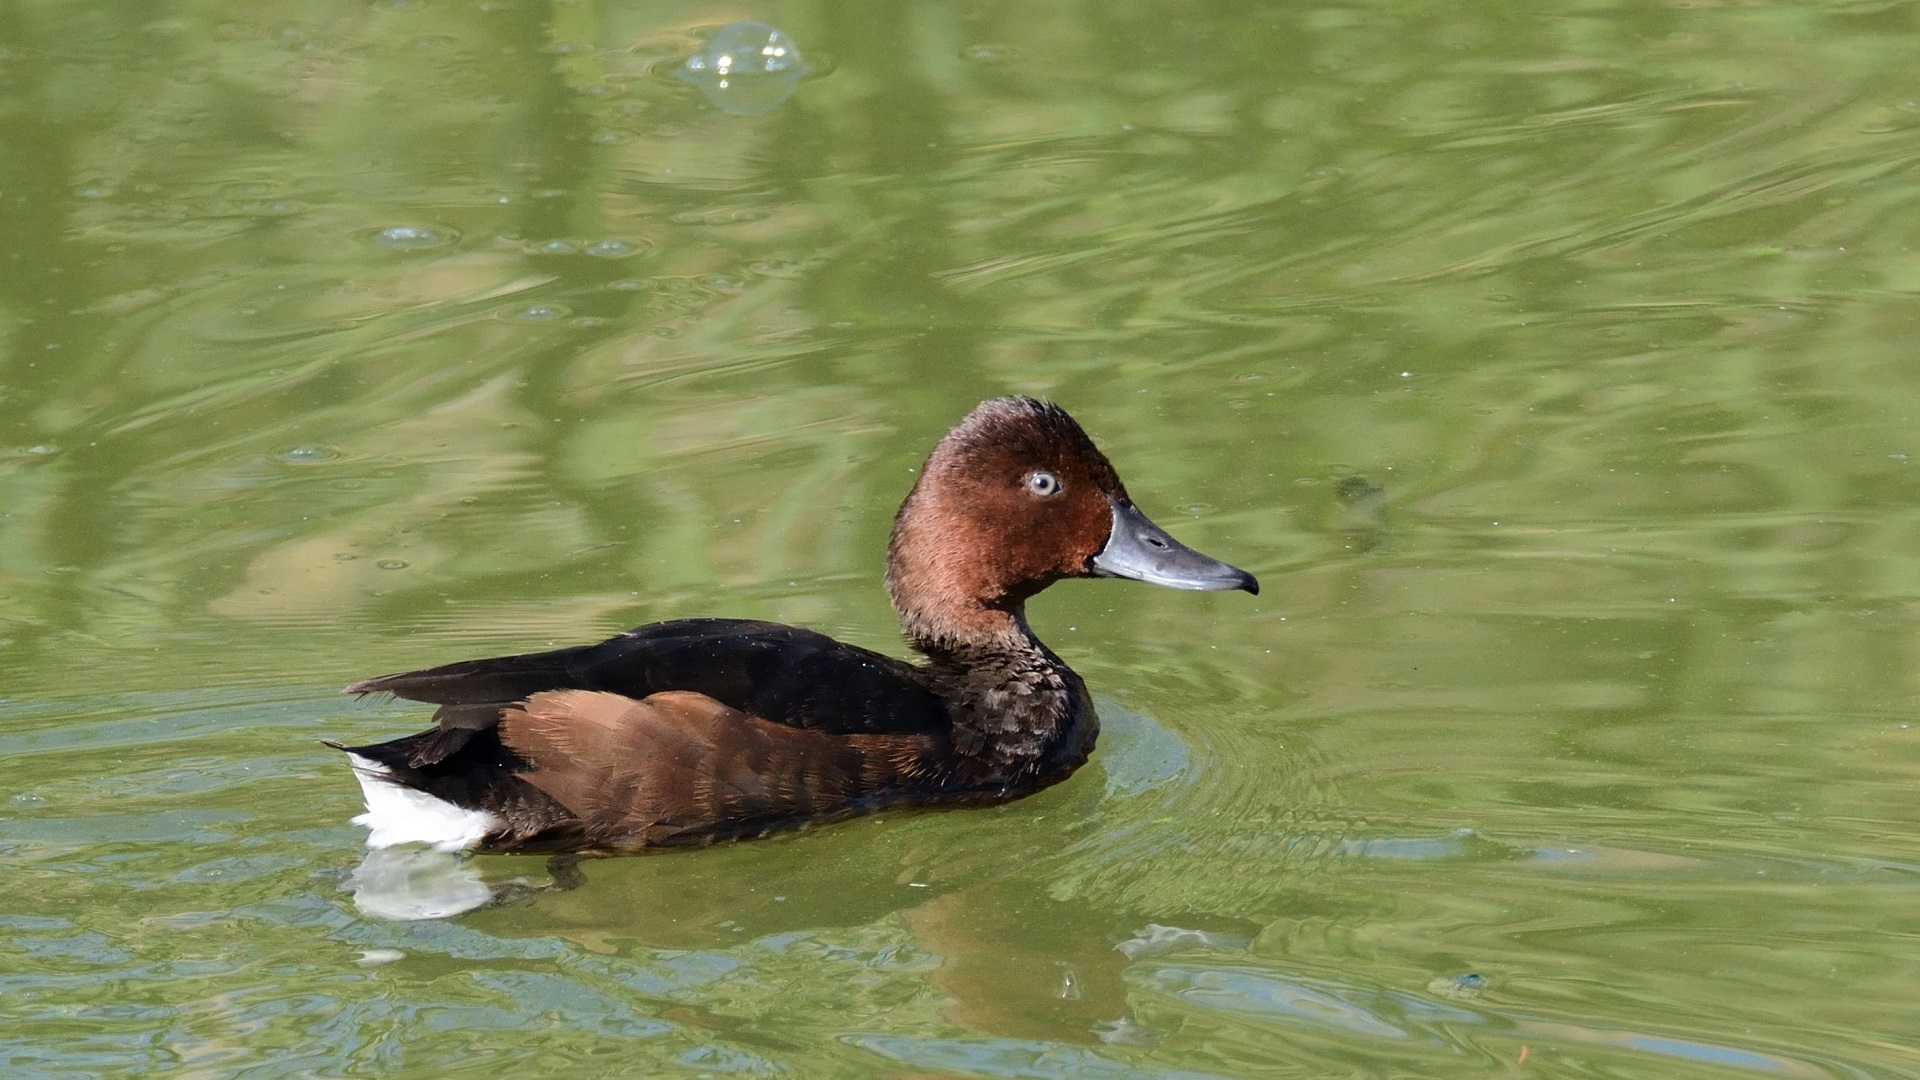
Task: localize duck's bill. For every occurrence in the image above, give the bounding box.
[1090,496,1259,595]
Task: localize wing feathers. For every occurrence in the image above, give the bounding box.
[345,646,589,704]
[497,690,943,848]
[343,620,949,775]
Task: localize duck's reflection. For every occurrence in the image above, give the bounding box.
[898,881,1137,1039]
[344,699,1254,1044]
[347,843,1153,1039]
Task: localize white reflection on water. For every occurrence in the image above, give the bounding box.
[1113,923,1248,960]
[347,846,492,921]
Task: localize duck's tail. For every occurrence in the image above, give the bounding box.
[337,750,501,851]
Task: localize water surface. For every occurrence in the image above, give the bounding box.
[4,0,1919,1076]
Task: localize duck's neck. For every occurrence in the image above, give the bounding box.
[897,599,1096,789]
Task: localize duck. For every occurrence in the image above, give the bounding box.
[334,397,1257,855]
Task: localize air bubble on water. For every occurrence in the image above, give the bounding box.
[673,21,808,115]
[507,304,570,322]
[277,445,338,464]
[527,238,579,255]
[959,43,1015,63]
[584,238,644,258]
[1428,972,1490,1000]
[369,225,457,250]
[681,21,802,76]
[377,560,409,570]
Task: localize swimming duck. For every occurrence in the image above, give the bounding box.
[335,397,1257,854]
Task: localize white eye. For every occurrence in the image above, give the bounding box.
[1025,470,1062,497]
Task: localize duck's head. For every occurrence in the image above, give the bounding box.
[887,397,1257,648]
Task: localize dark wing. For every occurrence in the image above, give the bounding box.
[344,619,947,766]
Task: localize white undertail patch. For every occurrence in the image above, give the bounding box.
[347,754,500,852]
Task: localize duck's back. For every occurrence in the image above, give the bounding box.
[338,619,961,851]
[353,618,949,753]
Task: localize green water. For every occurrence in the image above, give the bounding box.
[4,0,1919,1074]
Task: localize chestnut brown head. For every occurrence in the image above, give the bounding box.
[886,397,1256,647]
